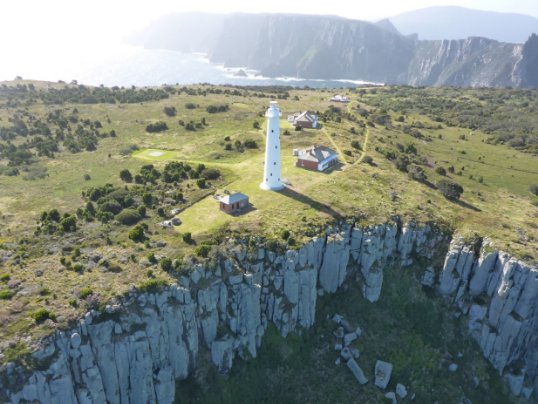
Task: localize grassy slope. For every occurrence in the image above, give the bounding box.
[0,82,536,350]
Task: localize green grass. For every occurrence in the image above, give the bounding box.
[0,81,537,349]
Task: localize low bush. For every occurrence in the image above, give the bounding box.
[138,279,168,293]
[116,209,142,225]
[0,289,15,300]
[30,308,56,323]
[79,287,93,299]
[146,121,168,133]
[437,179,464,199]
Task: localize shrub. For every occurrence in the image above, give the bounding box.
[137,206,146,217]
[128,224,146,242]
[0,273,10,282]
[148,252,157,264]
[243,140,258,149]
[79,287,93,299]
[0,289,15,300]
[351,140,362,150]
[99,199,123,215]
[185,103,197,109]
[195,245,211,258]
[83,173,91,181]
[281,230,290,240]
[408,164,427,182]
[206,104,229,113]
[119,169,133,183]
[142,193,153,205]
[530,184,538,196]
[182,232,192,244]
[362,155,374,165]
[196,178,206,188]
[138,279,168,293]
[163,106,177,117]
[253,121,260,129]
[435,167,447,176]
[160,257,173,272]
[405,143,417,154]
[395,156,410,172]
[437,179,464,199]
[202,168,220,180]
[116,209,142,225]
[38,287,50,296]
[48,209,61,222]
[30,308,56,323]
[146,121,168,133]
[72,263,84,273]
[295,125,302,131]
[59,216,77,232]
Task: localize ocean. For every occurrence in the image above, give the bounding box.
[0,44,378,88]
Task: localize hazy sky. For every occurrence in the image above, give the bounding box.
[1,0,537,82]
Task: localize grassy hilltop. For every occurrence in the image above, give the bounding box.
[0,80,537,359]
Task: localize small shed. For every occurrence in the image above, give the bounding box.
[216,192,249,214]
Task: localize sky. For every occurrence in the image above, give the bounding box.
[1,0,537,82]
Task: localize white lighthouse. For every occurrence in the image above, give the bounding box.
[260,101,284,191]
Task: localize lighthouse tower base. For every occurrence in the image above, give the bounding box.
[260,181,285,191]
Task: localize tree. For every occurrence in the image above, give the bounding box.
[119,169,133,183]
[196,178,206,188]
[437,179,464,200]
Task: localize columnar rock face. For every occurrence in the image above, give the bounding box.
[437,238,538,399]
[1,222,536,403]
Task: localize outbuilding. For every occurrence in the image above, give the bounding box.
[296,145,339,172]
[216,192,249,214]
[287,111,318,129]
[330,94,350,103]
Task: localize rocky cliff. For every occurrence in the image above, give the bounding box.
[437,237,538,398]
[1,221,537,403]
[132,13,538,88]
